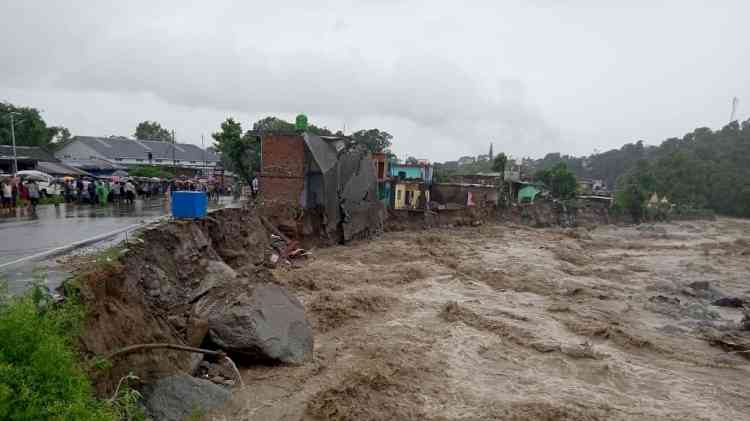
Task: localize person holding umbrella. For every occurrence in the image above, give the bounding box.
[26,179,40,213]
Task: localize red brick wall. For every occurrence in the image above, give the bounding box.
[261,134,305,205]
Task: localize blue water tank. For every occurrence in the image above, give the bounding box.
[171,191,208,219]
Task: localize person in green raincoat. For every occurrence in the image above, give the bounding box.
[96,180,109,206]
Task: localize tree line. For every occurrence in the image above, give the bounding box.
[530,119,750,217]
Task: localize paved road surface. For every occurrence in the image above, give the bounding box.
[0,196,238,294]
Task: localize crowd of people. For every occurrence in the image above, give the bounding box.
[1,177,42,214]
[0,174,236,216]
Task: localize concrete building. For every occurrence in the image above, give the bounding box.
[389,162,433,210]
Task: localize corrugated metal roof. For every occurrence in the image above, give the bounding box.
[37,161,91,176]
[62,157,127,171]
[0,145,57,161]
[69,136,219,162]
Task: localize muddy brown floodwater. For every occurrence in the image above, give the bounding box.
[213,218,750,421]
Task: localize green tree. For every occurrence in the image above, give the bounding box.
[212,118,257,185]
[350,129,393,153]
[405,156,419,165]
[492,153,507,175]
[251,116,296,133]
[534,162,577,199]
[134,121,171,141]
[48,127,72,146]
[0,102,55,147]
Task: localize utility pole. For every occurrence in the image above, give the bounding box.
[172,129,176,177]
[9,113,17,176]
[202,134,206,177]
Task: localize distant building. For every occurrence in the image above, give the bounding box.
[55,136,219,176]
[389,162,433,210]
[476,154,490,162]
[0,145,88,176]
[458,156,476,166]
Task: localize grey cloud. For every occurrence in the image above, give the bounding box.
[2,0,749,161]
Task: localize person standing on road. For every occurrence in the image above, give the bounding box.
[96,180,108,206]
[1,179,12,214]
[76,177,84,203]
[87,179,96,205]
[125,180,136,205]
[26,180,40,213]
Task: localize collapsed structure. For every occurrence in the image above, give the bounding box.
[259,132,384,243]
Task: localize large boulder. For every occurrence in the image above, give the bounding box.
[143,374,231,421]
[195,282,314,364]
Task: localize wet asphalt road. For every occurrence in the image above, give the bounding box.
[0,199,169,294]
[0,196,239,294]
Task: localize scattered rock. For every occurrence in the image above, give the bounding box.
[649,295,680,305]
[143,374,231,421]
[197,283,314,364]
[685,303,720,321]
[684,281,723,300]
[712,297,745,308]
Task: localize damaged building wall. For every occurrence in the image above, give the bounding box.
[431,183,499,208]
[260,132,383,243]
[337,144,384,241]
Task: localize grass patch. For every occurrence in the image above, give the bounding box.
[0,273,140,420]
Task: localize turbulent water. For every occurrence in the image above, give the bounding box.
[215,219,750,420]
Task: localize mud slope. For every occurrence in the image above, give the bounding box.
[76,207,271,394]
[215,219,750,421]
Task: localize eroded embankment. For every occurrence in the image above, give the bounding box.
[73,207,308,395]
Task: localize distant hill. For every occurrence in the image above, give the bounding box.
[433,119,750,216]
[528,119,750,216]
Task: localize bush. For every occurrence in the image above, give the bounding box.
[0,285,114,420]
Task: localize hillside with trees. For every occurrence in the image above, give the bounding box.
[529,119,750,217]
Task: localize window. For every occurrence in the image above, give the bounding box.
[397,190,402,201]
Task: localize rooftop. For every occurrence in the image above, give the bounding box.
[64,136,219,162]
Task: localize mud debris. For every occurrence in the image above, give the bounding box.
[212,219,750,420]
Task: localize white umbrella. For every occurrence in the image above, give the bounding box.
[16,170,53,182]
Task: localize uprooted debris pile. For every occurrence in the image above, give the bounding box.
[74,207,314,395]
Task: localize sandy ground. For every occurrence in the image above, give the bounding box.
[214,218,750,420]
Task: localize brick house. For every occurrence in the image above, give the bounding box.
[260,132,383,243]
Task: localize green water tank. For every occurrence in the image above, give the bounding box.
[295,114,308,131]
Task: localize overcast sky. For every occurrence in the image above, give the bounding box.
[1,1,748,161]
